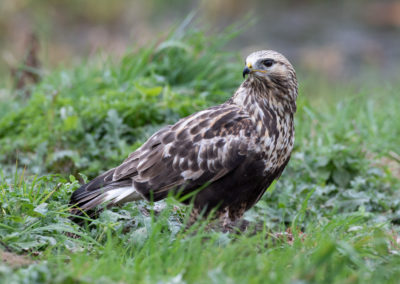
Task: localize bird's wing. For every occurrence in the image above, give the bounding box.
[111,104,259,200]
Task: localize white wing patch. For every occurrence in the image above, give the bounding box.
[104,186,143,204]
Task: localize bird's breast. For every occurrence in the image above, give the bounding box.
[254,109,294,174]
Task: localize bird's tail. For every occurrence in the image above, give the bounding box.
[69,169,143,224]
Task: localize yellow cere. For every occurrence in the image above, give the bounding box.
[246,62,267,73]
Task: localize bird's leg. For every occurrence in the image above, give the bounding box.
[186,208,222,232]
[186,206,248,233]
[185,208,200,229]
[220,208,235,233]
[222,204,250,233]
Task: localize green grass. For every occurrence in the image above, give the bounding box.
[1,25,400,283]
[1,173,400,283]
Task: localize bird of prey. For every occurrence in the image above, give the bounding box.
[70,50,298,227]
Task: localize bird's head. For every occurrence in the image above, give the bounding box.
[243,50,295,82]
[242,50,298,106]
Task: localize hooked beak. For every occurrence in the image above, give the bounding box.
[242,66,251,78]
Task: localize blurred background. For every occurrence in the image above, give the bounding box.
[1,0,399,83]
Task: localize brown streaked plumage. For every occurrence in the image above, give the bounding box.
[70,50,298,227]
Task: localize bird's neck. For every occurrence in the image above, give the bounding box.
[231,78,297,119]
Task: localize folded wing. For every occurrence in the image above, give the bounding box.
[112,104,258,201]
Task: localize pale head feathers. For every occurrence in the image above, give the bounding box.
[241,50,298,112]
[245,50,295,79]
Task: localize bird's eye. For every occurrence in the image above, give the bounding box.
[262,59,275,68]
